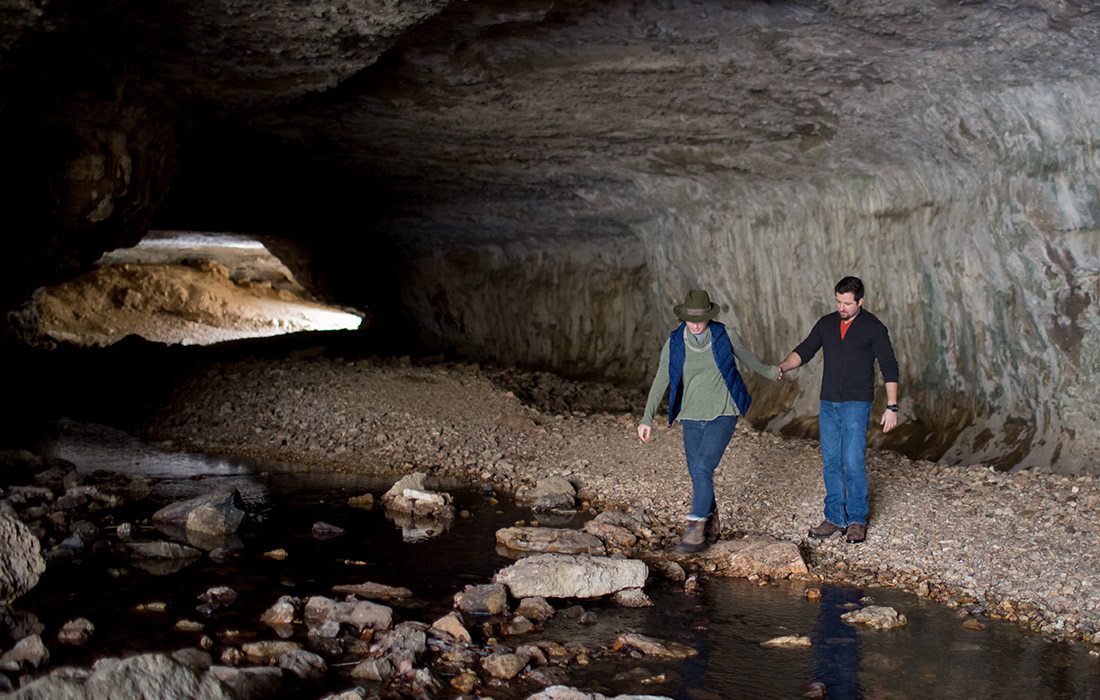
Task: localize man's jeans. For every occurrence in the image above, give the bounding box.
[682,415,738,519]
[819,401,872,527]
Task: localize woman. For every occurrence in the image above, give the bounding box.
[637,289,780,553]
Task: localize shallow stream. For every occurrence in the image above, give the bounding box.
[8,420,1100,699]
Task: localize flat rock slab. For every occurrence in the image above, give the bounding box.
[331,581,414,601]
[527,685,673,700]
[612,632,697,659]
[761,634,813,648]
[692,535,808,578]
[494,554,648,599]
[496,527,607,555]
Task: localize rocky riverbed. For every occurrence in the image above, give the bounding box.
[135,352,1100,649]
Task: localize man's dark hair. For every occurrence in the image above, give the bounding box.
[835,276,864,301]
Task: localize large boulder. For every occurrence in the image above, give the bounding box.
[493,554,648,599]
[692,536,808,579]
[0,509,46,603]
[8,652,237,699]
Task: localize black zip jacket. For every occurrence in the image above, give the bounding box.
[793,310,899,402]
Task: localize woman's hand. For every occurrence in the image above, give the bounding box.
[637,423,652,443]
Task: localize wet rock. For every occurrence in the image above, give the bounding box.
[312,521,346,539]
[11,652,236,699]
[515,476,576,511]
[612,588,653,608]
[175,619,205,632]
[800,680,827,699]
[516,596,555,622]
[241,640,301,663]
[583,521,638,549]
[319,690,370,700]
[71,520,100,543]
[434,646,479,676]
[152,488,245,536]
[261,595,299,627]
[350,656,394,681]
[493,554,648,599]
[761,635,813,648]
[374,621,428,658]
[517,643,548,667]
[496,526,607,555]
[450,669,479,693]
[331,580,414,602]
[278,648,327,680]
[453,583,509,615]
[208,665,284,698]
[171,647,214,672]
[304,595,393,633]
[642,557,686,583]
[692,536,808,579]
[197,586,237,613]
[841,605,908,629]
[962,618,987,631]
[381,472,455,518]
[0,509,46,603]
[504,615,536,635]
[482,651,527,679]
[57,617,95,646]
[527,685,675,699]
[430,611,471,643]
[578,611,599,625]
[307,619,341,643]
[264,548,289,560]
[612,632,698,659]
[125,540,203,575]
[0,634,49,671]
[348,492,374,509]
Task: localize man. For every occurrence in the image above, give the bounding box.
[777,276,899,544]
[638,289,780,553]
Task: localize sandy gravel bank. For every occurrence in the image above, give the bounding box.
[141,353,1100,647]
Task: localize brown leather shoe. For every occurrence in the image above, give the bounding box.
[808,520,845,539]
[845,523,866,543]
[675,519,708,554]
[704,508,721,544]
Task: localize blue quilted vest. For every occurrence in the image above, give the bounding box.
[667,320,751,425]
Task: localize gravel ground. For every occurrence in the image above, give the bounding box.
[141,353,1100,647]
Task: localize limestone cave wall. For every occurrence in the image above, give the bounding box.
[2,0,1099,472]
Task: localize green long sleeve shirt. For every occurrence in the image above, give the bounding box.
[641,325,778,426]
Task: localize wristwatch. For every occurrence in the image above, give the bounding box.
[886,404,899,412]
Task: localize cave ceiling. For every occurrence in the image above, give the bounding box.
[5,0,1099,258]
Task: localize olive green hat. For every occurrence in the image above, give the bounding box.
[674,289,720,322]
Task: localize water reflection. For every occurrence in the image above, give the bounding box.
[813,585,863,699]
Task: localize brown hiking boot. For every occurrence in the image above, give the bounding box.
[675,519,708,554]
[845,523,867,543]
[704,509,720,544]
[808,520,845,539]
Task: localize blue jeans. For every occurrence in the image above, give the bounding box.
[681,415,738,519]
[819,401,872,527]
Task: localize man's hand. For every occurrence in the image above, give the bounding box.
[637,424,652,443]
[775,366,784,381]
[881,410,898,433]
